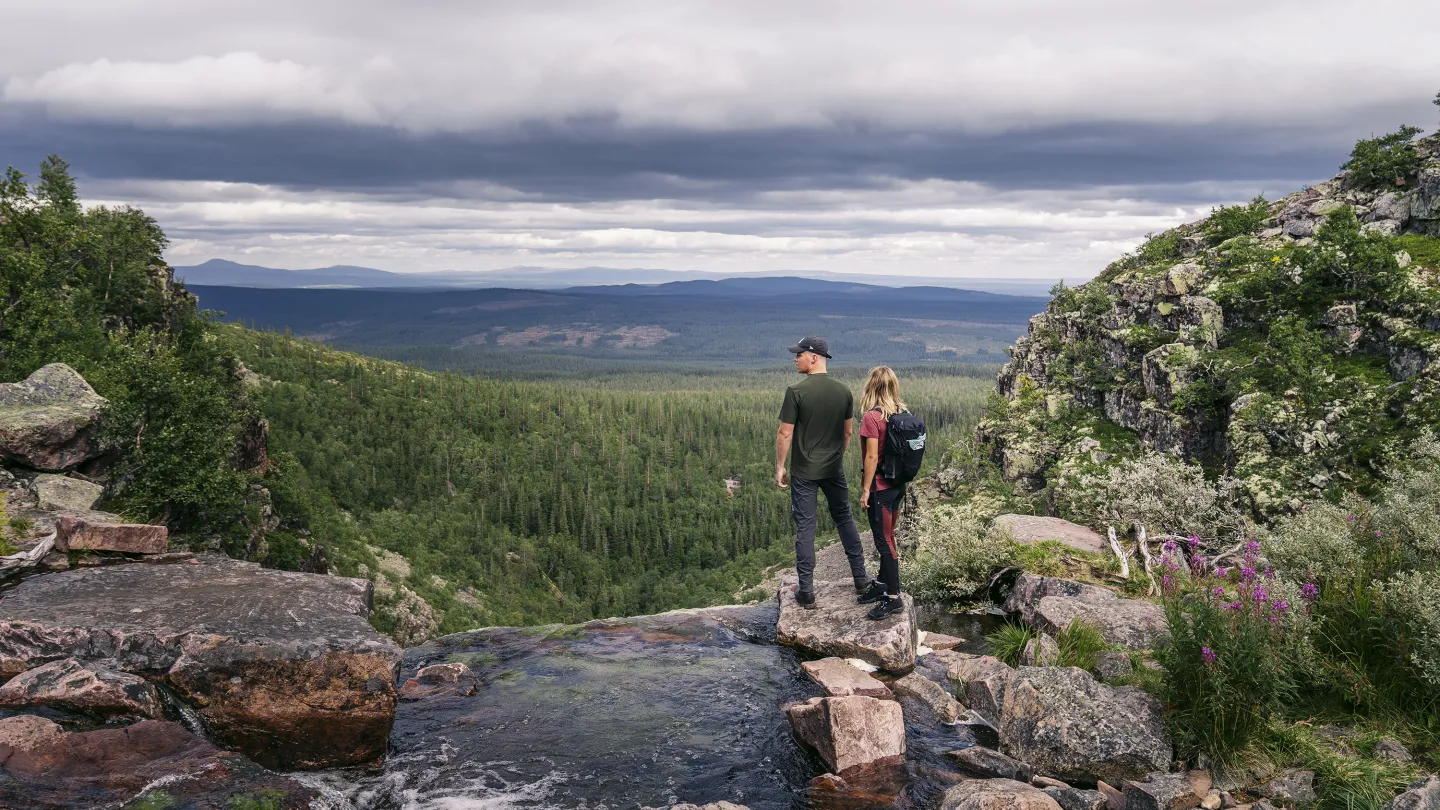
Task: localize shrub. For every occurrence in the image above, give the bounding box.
[903,505,1014,601]
[1206,196,1270,243]
[1075,452,1248,544]
[1261,723,1422,810]
[1264,498,1368,583]
[1157,543,1311,766]
[1342,126,1424,191]
[1378,570,1440,692]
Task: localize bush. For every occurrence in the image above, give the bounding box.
[903,505,1014,601]
[1157,543,1311,766]
[1264,497,1368,583]
[1342,126,1424,191]
[1206,196,1270,243]
[1378,570,1440,692]
[1075,452,1248,544]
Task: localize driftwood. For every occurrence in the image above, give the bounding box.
[0,532,55,570]
[1107,525,1130,579]
[1136,525,1158,595]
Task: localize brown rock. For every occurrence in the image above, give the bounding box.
[991,515,1108,555]
[925,632,966,651]
[807,764,910,810]
[784,695,906,774]
[0,715,65,751]
[1188,771,1213,800]
[947,746,1034,781]
[0,718,316,809]
[54,514,168,554]
[1097,781,1125,810]
[802,657,892,698]
[891,671,963,723]
[1033,777,1071,790]
[778,576,917,672]
[399,662,480,699]
[0,364,107,472]
[0,657,162,718]
[1124,773,1202,810]
[941,778,1063,810]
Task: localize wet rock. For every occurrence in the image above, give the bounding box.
[924,632,966,651]
[777,575,917,672]
[54,514,168,554]
[0,718,317,809]
[399,662,480,700]
[0,364,107,472]
[1385,776,1440,810]
[1005,574,1167,651]
[1260,769,1316,805]
[807,765,911,810]
[659,802,750,810]
[1048,788,1110,810]
[948,746,1034,781]
[961,709,1003,749]
[0,714,65,750]
[941,778,1063,810]
[32,474,103,512]
[1093,651,1134,681]
[1098,781,1126,810]
[0,657,161,718]
[0,554,401,770]
[1373,737,1412,763]
[1034,777,1071,789]
[991,515,1108,556]
[892,671,962,723]
[784,695,906,774]
[1124,772,1201,810]
[803,657,892,698]
[947,654,1016,724]
[1021,634,1060,666]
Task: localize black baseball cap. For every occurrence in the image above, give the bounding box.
[788,336,831,358]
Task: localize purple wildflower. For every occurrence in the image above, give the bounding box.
[1201,647,1217,664]
[1264,567,1277,580]
[1301,583,1320,601]
[1241,567,1257,582]
[1162,574,1173,588]
[1376,530,1383,537]
[1346,514,1355,522]
[1272,600,1290,614]
[1244,540,1261,559]
[1163,539,1178,553]
[1217,566,1230,578]
[1212,587,1226,599]
[1254,587,1269,603]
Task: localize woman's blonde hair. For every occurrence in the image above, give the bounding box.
[860,366,906,417]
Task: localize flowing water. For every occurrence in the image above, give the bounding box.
[297,603,998,810]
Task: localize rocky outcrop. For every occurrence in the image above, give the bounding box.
[0,364,107,472]
[0,554,401,769]
[948,655,1172,785]
[802,657,893,698]
[1005,574,1167,651]
[54,513,168,553]
[991,515,1108,555]
[784,694,906,774]
[947,746,1034,781]
[941,778,1063,810]
[777,576,917,672]
[0,657,161,717]
[32,474,103,512]
[0,716,317,809]
[399,661,480,699]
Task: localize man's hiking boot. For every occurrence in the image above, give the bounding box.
[796,590,818,610]
[866,595,904,620]
[853,577,875,594]
[857,581,888,604]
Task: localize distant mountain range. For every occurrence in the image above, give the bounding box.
[172,259,1060,297]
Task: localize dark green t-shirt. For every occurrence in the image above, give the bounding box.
[779,373,854,481]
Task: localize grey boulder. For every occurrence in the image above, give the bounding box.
[784,694,906,774]
[892,671,963,723]
[941,778,1063,810]
[1006,574,1167,651]
[947,746,1034,781]
[1123,773,1201,810]
[992,515,1109,556]
[1047,788,1109,810]
[0,364,107,472]
[1386,776,1440,810]
[33,474,103,512]
[777,575,916,672]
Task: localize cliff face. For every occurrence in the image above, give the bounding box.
[979,132,1440,514]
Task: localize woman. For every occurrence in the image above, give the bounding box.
[856,366,907,620]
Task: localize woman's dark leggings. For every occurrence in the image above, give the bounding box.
[866,485,904,595]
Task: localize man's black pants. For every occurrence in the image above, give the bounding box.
[791,473,869,594]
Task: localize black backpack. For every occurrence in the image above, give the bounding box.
[879,410,926,484]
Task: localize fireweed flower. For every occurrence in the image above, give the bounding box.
[1163,540,1178,553]
[1244,540,1261,559]
[1346,514,1355,522]
[1202,647,1217,664]
[1301,583,1320,601]
[1217,567,1230,578]
[1241,567,1257,582]
[1162,574,1173,588]
[1212,587,1227,599]
[1264,568,1277,580]
[1253,587,1269,603]
[1272,600,1290,614]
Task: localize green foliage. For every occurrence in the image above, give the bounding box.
[123,791,177,810]
[1393,234,1440,269]
[1343,126,1425,191]
[226,791,287,810]
[902,504,1014,601]
[1074,451,1247,543]
[1054,618,1107,672]
[987,622,1036,666]
[1261,723,1422,810]
[1137,231,1184,265]
[1206,196,1270,243]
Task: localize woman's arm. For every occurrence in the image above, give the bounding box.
[861,436,879,508]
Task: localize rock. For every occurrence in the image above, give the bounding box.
[53,514,168,554]
[399,662,480,700]
[1201,794,1222,810]
[784,695,906,775]
[1094,651,1134,681]
[1006,575,1167,651]
[777,576,917,672]
[0,657,162,718]
[0,718,317,809]
[991,515,1108,556]
[32,474,103,512]
[1283,218,1316,238]
[925,632,966,651]
[0,364,107,472]
[948,746,1034,781]
[1034,777,1071,789]
[1188,772,1213,799]
[0,554,401,770]
[1385,776,1440,810]
[0,715,65,751]
[1123,773,1201,810]
[941,778,1063,810]
[946,654,1016,724]
[1048,788,1110,810]
[1098,781,1126,810]
[892,671,962,723]
[802,657,893,698]
[1260,769,1316,805]
[960,709,1003,749]
[1021,634,1060,666]
[807,766,911,810]
[1373,737,1412,763]
[657,802,750,810]
[1163,264,1204,296]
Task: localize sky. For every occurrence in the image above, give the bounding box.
[2,0,1438,284]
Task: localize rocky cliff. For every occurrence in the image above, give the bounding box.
[978,131,1440,514]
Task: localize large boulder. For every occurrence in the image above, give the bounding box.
[0,364,107,472]
[0,554,401,769]
[891,671,963,723]
[32,474,103,512]
[0,657,161,718]
[941,778,1063,810]
[784,695,906,774]
[991,515,1108,556]
[1005,575,1167,651]
[777,576,917,672]
[0,716,317,809]
[1386,776,1440,810]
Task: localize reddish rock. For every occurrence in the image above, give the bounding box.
[777,576,917,673]
[891,671,963,723]
[54,515,168,553]
[801,657,892,698]
[942,778,1064,810]
[925,632,966,651]
[807,765,910,810]
[400,662,480,699]
[784,695,906,775]
[0,715,65,751]
[0,657,161,718]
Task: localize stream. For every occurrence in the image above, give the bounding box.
[294,603,1006,810]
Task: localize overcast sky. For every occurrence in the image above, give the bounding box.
[2,1,1437,283]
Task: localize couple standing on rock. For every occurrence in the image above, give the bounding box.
[775,336,910,620]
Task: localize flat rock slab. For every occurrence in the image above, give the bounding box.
[0,554,401,769]
[33,474,103,512]
[946,746,1033,781]
[777,575,916,672]
[0,716,317,809]
[802,657,892,698]
[0,656,161,717]
[1006,574,1167,651]
[942,778,1063,810]
[923,632,966,651]
[54,514,168,554]
[785,694,906,775]
[0,364,107,472]
[991,515,1108,556]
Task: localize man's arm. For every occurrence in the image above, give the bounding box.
[842,417,854,452]
[775,422,794,488]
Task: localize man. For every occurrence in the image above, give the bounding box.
[776,336,873,607]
